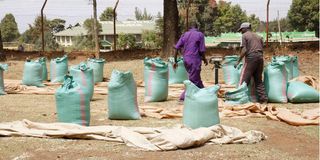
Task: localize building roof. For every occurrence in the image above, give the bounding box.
[54,21,156,36]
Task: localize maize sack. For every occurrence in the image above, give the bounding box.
[183,80,220,129]
[70,62,94,100]
[37,57,48,81]
[0,64,8,95]
[272,56,293,80]
[50,55,68,83]
[168,57,188,84]
[144,57,168,102]
[264,61,288,103]
[287,81,319,103]
[292,56,299,78]
[55,75,90,126]
[222,55,239,85]
[225,82,250,105]
[22,60,45,87]
[87,58,105,83]
[237,63,259,102]
[108,70,140,120]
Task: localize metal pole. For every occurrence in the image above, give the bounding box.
[266,0,270,48]
[113,0,119,51]
[277,10,282,45]
[41,0,48,56]
[92,0,100,58]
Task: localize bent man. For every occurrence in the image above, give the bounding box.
[236,22,268,104]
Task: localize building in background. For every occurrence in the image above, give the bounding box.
[53,21,156,51]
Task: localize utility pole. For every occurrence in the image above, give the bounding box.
[92,0,100,58]
[266,0,270,48]
[41,0,48,56]
[277,10,282,45]
[113,0,119,51]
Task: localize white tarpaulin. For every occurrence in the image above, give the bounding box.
[0,119,266,151]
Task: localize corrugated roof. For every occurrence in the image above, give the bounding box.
[54,21,156,36]
[54,26,87,36]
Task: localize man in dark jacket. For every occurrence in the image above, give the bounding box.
[236,22,268,103]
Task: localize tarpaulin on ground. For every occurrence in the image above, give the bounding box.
[140,102,319,126]
[0,119,266,151]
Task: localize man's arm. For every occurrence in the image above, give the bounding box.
[199,34,208,66]
[236,35,247,66]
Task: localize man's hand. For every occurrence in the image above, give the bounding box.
[173,62,178,70]
[203,58,208,66]
[234,61,240,68]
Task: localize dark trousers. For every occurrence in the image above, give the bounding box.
[239,53,268,103]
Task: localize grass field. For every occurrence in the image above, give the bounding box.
[0,50,319,160]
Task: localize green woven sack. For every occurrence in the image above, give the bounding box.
[70,62,94,100]
[0,64,8,95]
[108,70,140,120]
[225,82,250,105]
[272,56,293,80]
[222,55,239,85]
[264,61,288,103]
[237,63,259,102]
[55,75,90,126]
[144,57,168,102]
[292,56,299,78]
[87,58,105,83]
[168,57,188,84]
[183,80,220,129]
[287,81,319,103]
[22,60,45,87]
[37,57,48,81]
[50,55,68,83]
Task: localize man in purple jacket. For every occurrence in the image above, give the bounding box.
[173,22,208,101]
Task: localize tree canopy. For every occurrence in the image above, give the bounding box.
[100,7,114,21]
[19,16,64,51]
[0,13,20,42]
[288,0,319,36]
[135,7,153,20]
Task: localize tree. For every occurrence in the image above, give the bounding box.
[212,2,248,35]
[247,14,260,32]
[135,7,153,20]
[50,18,65,33]
[288,0,319,37]
[0,30,3,52]
[117,34,137,50]
[163,0,179,57]
[100,7,114,21]
[0,13,20,42]
[19,16,62,51]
